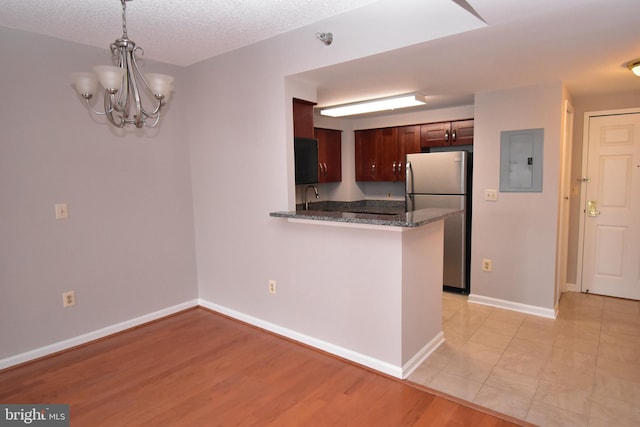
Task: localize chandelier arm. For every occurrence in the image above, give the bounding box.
[83,97,107,116]
[139,101,162,118]
[130,49,162,118]
[125,51,145,128]
[145,110,161,128]
[119,48,131,116]
[104,92,125,128]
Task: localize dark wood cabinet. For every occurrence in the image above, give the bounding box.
[355,129,380,181]
[451,119,474,146]
[378,127,399,181]
[293,98,316,139]
[420,122,450,148]
[314,128,342,183]
[420,119,474,148]
[398,125,421,178]
[355,125,421,182]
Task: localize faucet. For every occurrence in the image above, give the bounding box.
[303,185,319,210]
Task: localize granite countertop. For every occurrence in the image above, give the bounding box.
[270,200,461,228]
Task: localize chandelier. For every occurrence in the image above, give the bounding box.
[71,0,174,128]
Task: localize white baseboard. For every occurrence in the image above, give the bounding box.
[2,298,440,380]
[0,299,199,371]
[199,298,411,379]
[468,294,556,319]
[401,332,445,379]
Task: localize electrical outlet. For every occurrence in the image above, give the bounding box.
[484,189,498,201]
[268,280,277,294]
[62,290,75,307]
[482,259,492,272]
[55,203,69,219]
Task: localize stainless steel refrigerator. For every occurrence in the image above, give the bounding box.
[406,151,471,293]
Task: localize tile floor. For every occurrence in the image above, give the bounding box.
[408,291,640,427]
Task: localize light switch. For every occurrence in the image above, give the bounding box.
[55,203,69,219]
[484,189,498,201]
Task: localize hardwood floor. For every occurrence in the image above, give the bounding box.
[0,308,531,426]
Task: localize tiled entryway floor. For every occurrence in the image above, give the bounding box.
[408,291,640,426]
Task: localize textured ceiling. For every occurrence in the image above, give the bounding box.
[296,0,640,108]
[2,0,639,110]
[0,0,381,66]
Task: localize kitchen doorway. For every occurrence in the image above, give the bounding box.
[577,109,640,300]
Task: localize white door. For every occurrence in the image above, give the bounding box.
[581,111,640,300]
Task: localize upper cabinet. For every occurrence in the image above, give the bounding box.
[355,120,473,182]
[355,129,380,181]
[354,125,421,182]
[293,98,316,139]
[420,119,474,148]
[398,124,422,165]
[315,128,342,183]
[292,99,343,184]
[451,119,474,146]
[378,127,400,181]
[382,125,421,181]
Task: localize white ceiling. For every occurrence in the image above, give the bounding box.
[298,0,640,110]
[1,0,640,111]
[0,0,381,66]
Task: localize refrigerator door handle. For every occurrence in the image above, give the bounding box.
[406,160,414,194]
[405,160,413,212]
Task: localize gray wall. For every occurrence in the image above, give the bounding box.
[471,83,564,310]
[0,27,198,359]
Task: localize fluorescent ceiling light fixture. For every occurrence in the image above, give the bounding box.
[320,93,426,117]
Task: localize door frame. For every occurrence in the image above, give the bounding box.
[555,100,574,303]
[576,107,640,292]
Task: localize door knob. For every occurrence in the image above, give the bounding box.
[587,200,601,217]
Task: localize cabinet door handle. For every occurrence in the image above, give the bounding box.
[445,130,450,143]
[452,130,457,142]
[372,164,376,176]
[397,160,402,174]
[392,161,396,174]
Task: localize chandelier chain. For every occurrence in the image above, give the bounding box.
[121,0,128,38]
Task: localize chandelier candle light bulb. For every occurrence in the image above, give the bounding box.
[71,0,174,128]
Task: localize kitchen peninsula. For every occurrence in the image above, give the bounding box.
[269,205,460,378]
